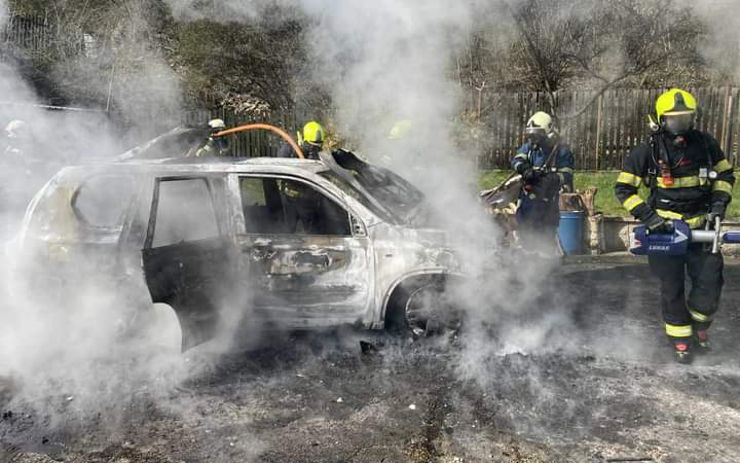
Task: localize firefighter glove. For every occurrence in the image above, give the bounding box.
[515,161,532,175]
[647,216,674,234]
[522,167,541,184]
[709,202,726,221]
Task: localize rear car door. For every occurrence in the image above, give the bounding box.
[235,174,373,327]
[141,175,240,350]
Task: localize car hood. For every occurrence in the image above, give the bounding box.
[319,149,429,227]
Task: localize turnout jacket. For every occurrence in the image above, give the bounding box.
[510,139,575,191]
[278,141,321,159]
[615,130,734,229]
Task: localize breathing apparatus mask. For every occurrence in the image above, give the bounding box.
[664,112,693,135]
[525,127,547,146]
[661,113,694,149]
[301,141,322,160]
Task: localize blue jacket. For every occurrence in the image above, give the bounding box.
[510,139,575,190]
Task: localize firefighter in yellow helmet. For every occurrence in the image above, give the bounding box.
[275,121,325,232]
[379,119,415,166]
[615,88,735,363]
[278,120,325,159]
[383,119,432,183]
[388,119,412,141]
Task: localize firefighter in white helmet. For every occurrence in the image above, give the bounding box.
[5,119,26,139]
[4,120,27,156]
[195,118,229,157]
[2,119,35,215]
[3,119,30,167]
[510,111,575,253]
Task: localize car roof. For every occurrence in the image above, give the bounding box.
[61,157,331,176]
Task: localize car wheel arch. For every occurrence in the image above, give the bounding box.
[380,270,462,328]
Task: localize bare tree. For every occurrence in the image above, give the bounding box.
[454,0,707,121]
[504,0,706,118]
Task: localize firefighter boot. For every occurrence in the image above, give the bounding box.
[673,340,693,364]
[693,329,711,351]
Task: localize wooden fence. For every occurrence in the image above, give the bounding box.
[1,14,54,55]
[183,100,308,158]
[4,13,740,168]
[477,87,740,170]
[202,86,740,166]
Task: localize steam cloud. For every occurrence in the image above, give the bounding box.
[6,0,734,450]
[288,0,569,350]
[0,0,192,430]
[0,0,563,414]
[0,0,565,440]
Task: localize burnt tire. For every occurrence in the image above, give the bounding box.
[385,276,460,338]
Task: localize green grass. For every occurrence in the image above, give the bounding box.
[478,170,740,218]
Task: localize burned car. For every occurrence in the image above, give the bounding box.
[17,149,462,350]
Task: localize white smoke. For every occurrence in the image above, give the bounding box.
[162,0,573,361]
[298,2,473,190]
[289,1,587,402]
[0,0,631,442]
[681,0,740,82]
[0,1,200,428]
[0,0,6,28]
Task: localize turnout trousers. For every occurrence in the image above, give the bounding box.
[515,198,559,255]
[515,177,561,255]
[648,243,724,341]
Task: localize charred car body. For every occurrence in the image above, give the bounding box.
[18,148,462,350]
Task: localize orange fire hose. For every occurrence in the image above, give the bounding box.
[215,123,305,159]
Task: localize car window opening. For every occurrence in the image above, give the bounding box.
[151,178,221,248]
[72,174,135,231]
[239,177,350,236]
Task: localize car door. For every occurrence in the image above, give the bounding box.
[141,175,240,350]
[234,173,373,327]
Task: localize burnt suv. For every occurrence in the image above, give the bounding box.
[18,150,461,350]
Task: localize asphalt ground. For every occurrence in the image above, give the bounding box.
[3,255,740,462]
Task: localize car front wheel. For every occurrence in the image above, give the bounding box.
[386,276,459,338]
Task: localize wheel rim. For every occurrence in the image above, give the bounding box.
[404,285,444,337]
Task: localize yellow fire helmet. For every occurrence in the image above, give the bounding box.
[301,121,325,147]
[388,119,413,140]
[655,88,697,122]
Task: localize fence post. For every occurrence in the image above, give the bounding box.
[720,85,732,154]
[594,93,604,170]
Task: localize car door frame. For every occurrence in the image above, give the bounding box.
[227,170,376,328]
[140,171,241,350]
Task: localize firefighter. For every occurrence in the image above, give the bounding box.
[4,120,30,167]
[510,111,575,254]
[381,119,424,175]
[278,121,324,159]
[386,119,416,161]
[195,118,229,157]
[4,119,27,152]
[615,88,735,363]
[388,119,412,141]
[3,119,33,180]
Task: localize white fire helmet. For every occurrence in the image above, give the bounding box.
[525,111,553,135]
[208,118,226,131]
